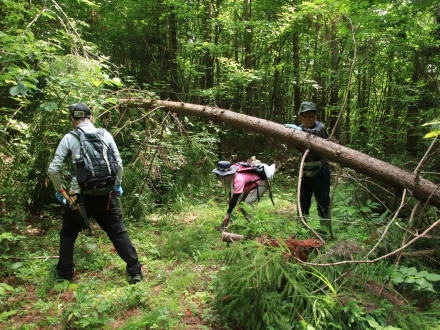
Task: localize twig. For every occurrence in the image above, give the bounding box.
[5,256,59,259]
[378,201,420,296]
[139,112,170,195]
[413,135,438,179]
[327,165,342,240]
[294,216,440,267]
[4,106,24,132]
[296,150,308,223]
[113,106,165,137]
[311,269,351,294]
[297,150,325,243]
[24,4,47,32]
[329,14,356,140]
[345,173,393,214]
[366,189,408,258]
[48,0,87,57]
[394,201,420,267]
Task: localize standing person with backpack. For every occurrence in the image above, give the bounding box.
[213,160,270,230]
[284,101,330,231]
[48,103,143,284]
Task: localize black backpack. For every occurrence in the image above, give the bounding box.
[69,127,118,196]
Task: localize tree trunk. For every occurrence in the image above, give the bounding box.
[120,99,440,209]
[292,30,301,116]
[243,0,254,115]
[201,0,214,91]
[168,5,179,101]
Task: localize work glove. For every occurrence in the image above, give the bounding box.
[220,214,230,229]
[284,124,302,131]
[217,214,231,232]
[55,191,66,205]
[114,185,123,197]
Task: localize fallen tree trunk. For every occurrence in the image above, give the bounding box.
[119,99,440,209]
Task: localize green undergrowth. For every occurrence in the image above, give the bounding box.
[1,181,440,329]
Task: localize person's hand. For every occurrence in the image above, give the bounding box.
[284,124,302,131]
[55,191,66,204]
[218,214,230,231]
[114,185,123,197]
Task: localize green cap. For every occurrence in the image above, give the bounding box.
[299,101,317,114]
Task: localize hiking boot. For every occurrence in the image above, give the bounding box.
[129,273,143,284]
[55,276,74,283]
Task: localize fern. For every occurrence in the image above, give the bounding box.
[214,239,337,329]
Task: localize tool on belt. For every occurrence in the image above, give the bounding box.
[59,189,93,236]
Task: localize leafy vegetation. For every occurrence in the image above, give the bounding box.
[1,0,440,328]
[2,182,440,329]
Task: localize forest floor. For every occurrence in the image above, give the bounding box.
[1,181,302,329]
[2,135,440,329]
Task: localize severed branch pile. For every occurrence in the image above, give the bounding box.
[256,235,324,262]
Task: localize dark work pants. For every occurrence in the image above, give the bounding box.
[299,162,330,219]
[56,193,142,280]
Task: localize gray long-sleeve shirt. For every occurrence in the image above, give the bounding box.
[48,121,123,193]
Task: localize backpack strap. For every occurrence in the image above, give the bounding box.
[69,127,107,142]
[68,129,80,140]
[267,181,275,206]
[255,181,275,206]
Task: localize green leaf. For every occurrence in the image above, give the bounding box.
[415,278,433,291]
[424,131,440,139]
[399,266,408,274]
[379,210,389,221]
[366,317,380,328]
[0,310,18,321]
[44,102,57,112]
[0,283,14,293]
[417,270,429,277]
[424,273,440,281]
[111,78,123,86]
[392,274,404,283]
[9,85,19,96]
[11,262,22,269]
[422,120,440,126]
[406,267,418,276]
[68,283,78,290]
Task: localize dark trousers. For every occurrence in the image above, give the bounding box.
[56,193,142,280]
[300,162,330,219]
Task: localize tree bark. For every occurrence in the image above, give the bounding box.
[168,5,179,101]
[222,231,245,242]
[119,99,440,209]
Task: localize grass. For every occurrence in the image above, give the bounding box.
[1,180,440,329]
[0,186,244,329]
